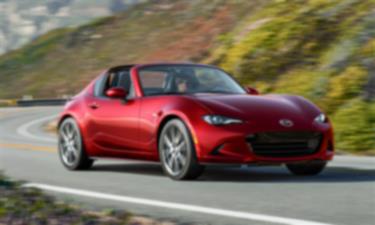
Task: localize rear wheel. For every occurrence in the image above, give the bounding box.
[58,118,93,170]
[159,119,204,180]
[286,161,327,176]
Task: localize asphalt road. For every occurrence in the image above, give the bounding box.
[0,106,374,225]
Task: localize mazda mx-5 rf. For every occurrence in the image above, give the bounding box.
[58,63,334,180]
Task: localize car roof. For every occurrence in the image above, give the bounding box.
[110,62,219,71]
[109,64,135,72]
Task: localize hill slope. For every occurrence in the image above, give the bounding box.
[0,0,374,152]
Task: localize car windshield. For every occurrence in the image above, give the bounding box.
[138,65,246,96]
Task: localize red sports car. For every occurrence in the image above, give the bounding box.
[58,63,334,180]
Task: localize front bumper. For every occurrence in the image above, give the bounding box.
[193,121,334,164]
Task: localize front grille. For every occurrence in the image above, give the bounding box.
[246,132,322,157]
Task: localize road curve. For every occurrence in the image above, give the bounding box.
[0,107,374,225]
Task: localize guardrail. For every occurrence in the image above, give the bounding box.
[16,98,68,107]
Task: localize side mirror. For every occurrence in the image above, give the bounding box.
[106,87,127,99]
[245,86,260,95]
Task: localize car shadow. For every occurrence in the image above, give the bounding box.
[91,163,164,177]
[90,162,375,183]
[199,166,375,183]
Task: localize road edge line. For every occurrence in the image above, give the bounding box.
[23,183,333,225]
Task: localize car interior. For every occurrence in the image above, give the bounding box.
[94,66,134,99]
[139,68,200,96]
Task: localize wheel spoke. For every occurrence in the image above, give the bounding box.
[165,148,172,158]
[61,128,69,142]
[164,135,173,148]
[61,141,68,149]
[167,156,174,169]
[175,157,181,171]
[170,127,176,141]
[64,124,70,138]
[176,153,186,166]
[73,134,80,148]
[172,157,178,172]
[67,124,73,138]
[68,125,75,139]
[175,141,186,152]
[62,146,69,156]
[70,130,77,140]
[63,125,68,136]
[71,146,78,157]
[174,130,182,145]
[67,151,74,163]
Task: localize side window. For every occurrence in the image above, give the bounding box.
[94,69,134,98]
[104,72,119,91]
[93,75,106,97]
[117,71,135,99]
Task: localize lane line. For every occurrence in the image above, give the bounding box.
[0,142,55,153]
[24,183,332,225]
[17,115,57,143]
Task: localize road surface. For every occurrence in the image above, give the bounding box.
[0,106,374,225]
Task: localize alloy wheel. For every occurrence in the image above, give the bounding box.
[59,120,81,166]
[160,124,188,176]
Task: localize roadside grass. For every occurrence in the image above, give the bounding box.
[0,100,17,107]
[44,119,58,134]
[0,172,174,225]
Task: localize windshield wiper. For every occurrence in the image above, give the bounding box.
[163,91,189,95]
[198,91,237,94]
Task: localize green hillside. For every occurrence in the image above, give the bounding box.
[0,0,374,152]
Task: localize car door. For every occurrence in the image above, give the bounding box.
[136,68,170,152]
[86,69,141,153]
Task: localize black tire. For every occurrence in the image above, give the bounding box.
[286,161,327,176]
[159,119,205,180]
[58,118,93,170]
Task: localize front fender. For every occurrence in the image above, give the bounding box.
[154,97,210,158]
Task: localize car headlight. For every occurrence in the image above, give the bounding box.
[202,115,243,125]
[315,113,328,123]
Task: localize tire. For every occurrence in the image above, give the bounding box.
[286,161,327,176]
[58,118,93,170]
[159,119,204,180]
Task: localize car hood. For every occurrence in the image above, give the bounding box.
[190,94,322,129]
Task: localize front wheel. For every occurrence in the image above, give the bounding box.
[58,118,93,170]
[159,119,204,180]
[286,161,327,176]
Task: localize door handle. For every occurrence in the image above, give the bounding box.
[89,102,99,109]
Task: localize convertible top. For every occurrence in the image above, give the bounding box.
[109,62,219,72]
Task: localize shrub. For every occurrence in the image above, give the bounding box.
[323,66,368,113]
[332,98,375,152]
[273,69,329,102]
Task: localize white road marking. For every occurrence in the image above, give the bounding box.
[24,183,332,225]
[17,115,57,143]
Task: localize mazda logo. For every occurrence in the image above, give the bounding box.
[279,119,294,127]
